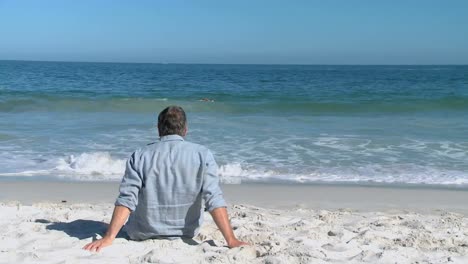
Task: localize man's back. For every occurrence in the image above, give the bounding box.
[115,135,226,240]
[84,106,247,252]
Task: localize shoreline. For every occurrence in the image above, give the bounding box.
[2,180,468,215]
[2,176,468,190]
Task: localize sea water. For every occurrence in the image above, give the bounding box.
[0,61,467,186]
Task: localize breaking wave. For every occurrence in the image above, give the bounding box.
[1,152,467,187]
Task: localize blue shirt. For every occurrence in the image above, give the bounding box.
[115,134,227,240]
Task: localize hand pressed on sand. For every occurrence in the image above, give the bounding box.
[83,236,114,252]
[83,206,129,252]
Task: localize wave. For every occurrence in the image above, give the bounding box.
[54,152,127,180]
[217,163,468,186]
[1,95,468,114]
[0,152,126,181]
[1,152,467,186]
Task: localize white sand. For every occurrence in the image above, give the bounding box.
[1,201,467,264]
[1,182,468,263]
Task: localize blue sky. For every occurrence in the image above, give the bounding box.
[0,0,467,64]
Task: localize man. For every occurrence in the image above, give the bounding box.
[84,106,247,252]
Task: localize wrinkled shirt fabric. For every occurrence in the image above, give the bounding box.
[115,135,226,240]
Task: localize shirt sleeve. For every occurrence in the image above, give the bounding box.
[115,151,143,211]
[202,150,227,212]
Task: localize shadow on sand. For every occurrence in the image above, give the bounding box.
[35,219,125,240]
[34,219,211,246]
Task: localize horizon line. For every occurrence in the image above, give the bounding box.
[1,59,467,66]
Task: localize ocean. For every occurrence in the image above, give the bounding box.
[0,60,467,187]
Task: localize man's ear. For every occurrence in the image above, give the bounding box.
[183,126,188,137]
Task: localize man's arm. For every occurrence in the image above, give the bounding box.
[84,151,142,252]
[210,207,249,248]
[202,150,248,248]
[83,205,131,252]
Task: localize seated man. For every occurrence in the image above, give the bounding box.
[84,106,247,252]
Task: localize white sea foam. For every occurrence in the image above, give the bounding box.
[0,152,126,181]
[218,163,276,184]
[1,151,468,186]
[54,152,126,180]
[217,163,468,186]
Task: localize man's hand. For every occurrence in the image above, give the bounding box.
[82,205,131,253]
[227,238,250,248]
[209,207,250,248]
[83,236,114,252]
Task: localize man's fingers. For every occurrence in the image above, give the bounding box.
[83,239,111,252]
[89,244,96,252]
[228,240,251,248]
[83,243,92,250]
[88,243,96,251]
[89,242,99,252]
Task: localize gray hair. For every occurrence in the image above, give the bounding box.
[158,106,187,137]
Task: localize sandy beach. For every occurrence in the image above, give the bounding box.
[1,182,467,263]
[2,1,468,263]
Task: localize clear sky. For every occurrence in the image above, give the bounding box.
[1,0,467,64]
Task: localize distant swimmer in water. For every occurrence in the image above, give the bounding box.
[199,98,215,102]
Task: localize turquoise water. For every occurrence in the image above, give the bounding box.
[1,61,467,186]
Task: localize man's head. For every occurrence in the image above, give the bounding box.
[158,106,187,137]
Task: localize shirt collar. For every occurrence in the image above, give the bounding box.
[159,134,185,142]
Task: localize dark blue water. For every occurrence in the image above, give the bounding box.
[1,61,467,186]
